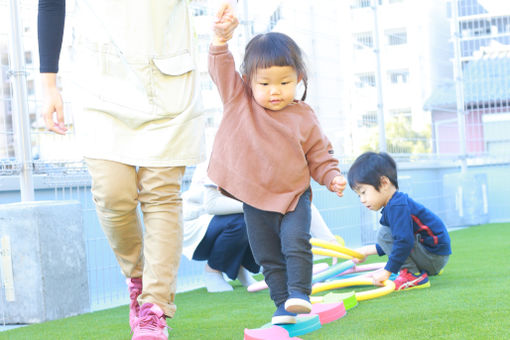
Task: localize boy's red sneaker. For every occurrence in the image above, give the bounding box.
[394,269,431,291]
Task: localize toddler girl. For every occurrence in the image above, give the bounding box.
[208,4,346,324]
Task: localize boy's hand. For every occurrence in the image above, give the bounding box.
[351,245,368,264]
[351,244,377,264]
[212,3,239,45]
[351,255,366,265]
[330,175,347,197]
[371,269,391,286]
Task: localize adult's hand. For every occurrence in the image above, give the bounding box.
[41,73,67,135]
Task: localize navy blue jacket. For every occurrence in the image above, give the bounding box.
[376,191,452,273]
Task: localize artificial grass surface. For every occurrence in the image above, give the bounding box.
[2,223,509,339]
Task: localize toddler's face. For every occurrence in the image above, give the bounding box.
[250,66,299,111]
[354,184,391,211]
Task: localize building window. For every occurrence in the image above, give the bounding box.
[388,69,409,84]
[461,20,491,38]
[1,52,8,66]
[191,7,206,16]
[355,73,376,88]
[353,32,373,49]
[360,111,378,127]
[389,108,412,123]
[492,16,510,34]
[386,29,407,45]
[268,7,281,31]
[351,0,371,9]
[24,51,33,65]
[26,79,35,96]
[200,80,213,91]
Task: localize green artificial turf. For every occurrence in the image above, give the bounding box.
[2,223,509,339]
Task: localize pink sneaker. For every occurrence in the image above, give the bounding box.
[132,303,169,340]
[127,277,143,330]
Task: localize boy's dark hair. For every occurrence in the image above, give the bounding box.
[347,151,399,191]
[240,32,308,100]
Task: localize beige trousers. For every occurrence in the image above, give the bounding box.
[85,158,184,317]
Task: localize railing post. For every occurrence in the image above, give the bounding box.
[372,0,387,152]
[7,0,35,201]
[451,0,468,173]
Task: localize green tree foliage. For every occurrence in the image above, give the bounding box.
[361,116,431,156]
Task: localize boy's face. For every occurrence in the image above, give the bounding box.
[354,183,393,211]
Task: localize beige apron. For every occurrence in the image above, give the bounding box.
[70,0,205,166]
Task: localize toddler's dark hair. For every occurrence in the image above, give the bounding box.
[240,32,308,100]
[347,152,399,191]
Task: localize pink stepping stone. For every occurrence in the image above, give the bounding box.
[301,302,346,325]
[244,325,302,340]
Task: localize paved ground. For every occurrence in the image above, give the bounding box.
[0,324,26,332]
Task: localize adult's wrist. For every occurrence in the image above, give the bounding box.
[41,73,57,89]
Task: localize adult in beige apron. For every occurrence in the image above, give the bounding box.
[40,0,205,334]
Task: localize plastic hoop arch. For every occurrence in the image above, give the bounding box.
[311,277,395,301]
[312,260,355,284]
[310,238,364,260]
[312,247,353,260]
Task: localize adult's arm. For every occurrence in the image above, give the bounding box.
[38,0,65,73]
[310,204,336,242]
[203,186,243,216]
[38,0,67,134]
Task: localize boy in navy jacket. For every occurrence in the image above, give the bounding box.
[348,152,451,290]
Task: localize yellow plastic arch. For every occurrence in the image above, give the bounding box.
[312,247,353,260]
[310,296,323,304]
[335,235,345,246]
[310,238,364,260]
[311,277,395,301]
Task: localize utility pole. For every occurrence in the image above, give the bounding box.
[372,0,387,152]
[451,0,467,173]
[241,0,251,45]
[8,0,35,201]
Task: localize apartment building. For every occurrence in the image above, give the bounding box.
[342,0,452,154]
[425,0,510,156]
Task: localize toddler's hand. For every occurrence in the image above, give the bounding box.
[213,3,239,45]
[330,175,347,197]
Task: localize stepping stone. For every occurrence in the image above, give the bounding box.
[312,291,358,310]
[262,315,321,338]
[301,302,346,324]
[244,325,302,340]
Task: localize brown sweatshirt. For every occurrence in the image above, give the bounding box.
[207,43,341,214]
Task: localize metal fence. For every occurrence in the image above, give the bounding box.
[1,0,510,312]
